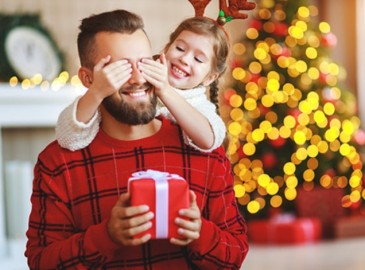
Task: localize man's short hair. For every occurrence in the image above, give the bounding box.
[77,9,145,68]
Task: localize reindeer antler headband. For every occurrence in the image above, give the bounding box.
[188,0,256,25]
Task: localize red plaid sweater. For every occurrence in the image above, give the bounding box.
[25,117,248,269]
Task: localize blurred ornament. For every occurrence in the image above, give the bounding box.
[273,22,288,36]
[321,32,337,47]
[250,19,263,30]
[262,152,277,170]
[269,137,286,148]
[354,130,365,145]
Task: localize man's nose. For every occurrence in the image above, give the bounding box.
[129,63,146,85]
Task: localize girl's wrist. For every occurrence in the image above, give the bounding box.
[158,85,176,101]
[87,86,105,105]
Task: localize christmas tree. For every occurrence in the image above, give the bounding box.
[222,0,365,219]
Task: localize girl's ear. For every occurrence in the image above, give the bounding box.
[202,72,219,86]
[78,67,93,88]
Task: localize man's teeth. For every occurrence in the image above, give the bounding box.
[129,91,145,97]
[173,66,187,76]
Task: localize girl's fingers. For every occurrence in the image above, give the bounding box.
[104,59,131,73]
[159,53,167,66]
[94,55,111,72]
[139,65,164,82]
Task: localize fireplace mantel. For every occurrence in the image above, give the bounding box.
[0,83,85,127]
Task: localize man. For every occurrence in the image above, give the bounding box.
[25,9,248,269]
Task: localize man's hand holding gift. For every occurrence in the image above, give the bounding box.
[106,169,202,246]
[107,192,154,246]
[170,190,202,246]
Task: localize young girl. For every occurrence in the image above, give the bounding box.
[56,17,229,152]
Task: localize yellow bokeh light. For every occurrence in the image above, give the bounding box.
[308,67,320,79]
[296,147,308,160]
[323,102,335,116]
[286,176,298,188]
[279,126,291,138]
[252,129,265,142]
[261,94,274,107]
[298,6,310,18]
[267,182,279,195]
[233,43,246,55]
[267,79,280,92]
[277,56,290,68]
[228,122,242,136]
[9,76,18,87]
[243,143,256,156]
[295,60,308,73]
[246,28,259,39]
[294,130,307,145]
[307,145,319,157]
[285,188,297,200]
[289,25,304,39]
[339,143,351,156]
[232,67,246,81]
[244,98,257,111]
[319,21,331,33]
[247,200,261,214]
[249,62,262,74]
[342,120,355,135]
[254,47,268,60]
[230,94,243,107]
[296,21,308,31]
[284,115,296,129]
[283,162,296,175]
[350,190,361,203]
[303,169,315,182]
[258,174,271,187]
[320,175,333,188]
[349,175,361,188]
[234,184,246,198]
[270,195,283,208]
[230,108,244,121]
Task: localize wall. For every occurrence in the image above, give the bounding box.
[319,0,357,96]
[0,0,246,75]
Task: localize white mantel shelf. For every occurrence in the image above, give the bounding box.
[0,83,85,127]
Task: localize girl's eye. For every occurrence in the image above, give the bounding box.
[176,46,184,52]
[194,57,203,63]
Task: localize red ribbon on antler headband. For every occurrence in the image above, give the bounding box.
[188,0,256,25]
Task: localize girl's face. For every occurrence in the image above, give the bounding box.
[165,30,218,90]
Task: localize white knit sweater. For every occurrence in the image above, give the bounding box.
[55,86,226,152]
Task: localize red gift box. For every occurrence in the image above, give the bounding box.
[128,169,189,239]
[248,215,322,245]
[335,215,365,238]
[296,187,345,238]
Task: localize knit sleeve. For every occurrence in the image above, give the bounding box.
[183,99,226,153]
[55,96,101,151]
[25,155,121,269]
[187,150,249,269]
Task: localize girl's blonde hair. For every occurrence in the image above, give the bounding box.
[164,16,230,114]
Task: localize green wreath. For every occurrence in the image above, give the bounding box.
[0,13,64,81]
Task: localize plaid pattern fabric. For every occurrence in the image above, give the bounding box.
[25,118,248,269]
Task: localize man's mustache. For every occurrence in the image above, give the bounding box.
[120,83,153,93]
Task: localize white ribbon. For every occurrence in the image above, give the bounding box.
[129,169,184,238]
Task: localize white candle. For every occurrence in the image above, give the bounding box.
[4,160,33,239]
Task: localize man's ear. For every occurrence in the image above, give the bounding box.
[202,72,219,87]
[78,67,93,88]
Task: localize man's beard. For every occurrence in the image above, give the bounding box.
[102,87,157,125]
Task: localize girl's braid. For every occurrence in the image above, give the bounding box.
[209,80,220,115]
